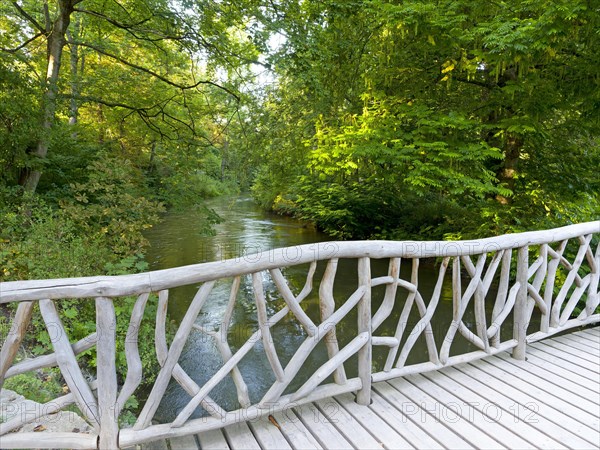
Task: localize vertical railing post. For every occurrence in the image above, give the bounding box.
[96,297,119,449]
[356,257,372,405]
[513,246,529,360]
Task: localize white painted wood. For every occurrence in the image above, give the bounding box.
[531,341,600,373]
[538,338,599,364]
[335,392,414,449]
[259,286,365,406]
[252,272,285,382]
[313,397,384,449]
[169,434,198,449]
[552,235,593,325]
[476,357,600,429]
[373,339,517,383]
[420,369,556,449]
[464,360,600,442]
[155,291,225,419]
[493,352,600,408]
[523,350,599,393]
[396,257,448,367]
[196,429,230,450]
[38,299,99,428]
[5,332,97,378]
[247,416,292,449]
[120,381,361,447]
[525,342,600,382]
[356,256,371,405]
[409,372,533,449]
[292,332,368,401]
[439,366,575,449]
[269,410,322,450]
[137,281,215,430]
[384,258,419,371]
[5,221,599,303]
[513,246,529,360]
[95,297,119,450]
[318,258,347,385]
[0,432,98,449]
[368,389,444,449]
[491,250,511,345]
[292,403,352,449]
[222,422,261,450]
[270,268,316,335]
[386,377,504,449]
[117,292,150,415]
[558,332,600,350]
[0,302,33,390]
[371,257,400,330]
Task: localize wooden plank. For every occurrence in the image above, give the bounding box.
[169,434,199,449]
[539,338,599,363]
[581,327,600,337]
[529,341,600,374]
[247,416,292,450]
[197,429,230,450]
[371,382,473,449]
[524,345,599,383]
[270,410,323,450]
[524,351,600,394]
[387,377,504,449]
[553,334,600,352]
[495,351,599,398]
[222,421,261,450]
[455,362,599,446]
[405,372,533,449]
[474,358,600,430]
[335,392,414,449]
[293,403,353,449]
[421,370,559,449]
[369,389,444,449]
[313,397,384,449]
[441,365,584,449]
[141,438,169,450]
[560,332,600,348]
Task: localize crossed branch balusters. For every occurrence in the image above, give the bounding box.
[0,223,598,450]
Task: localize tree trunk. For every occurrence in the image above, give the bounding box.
[495,134,522,205]
[67,15,82,127]
[21,0,75,193]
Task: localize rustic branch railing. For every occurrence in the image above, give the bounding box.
[1,222,598,449]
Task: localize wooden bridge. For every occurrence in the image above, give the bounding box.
[0,221,598,449]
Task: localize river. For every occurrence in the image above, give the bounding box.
[143,195,479,422]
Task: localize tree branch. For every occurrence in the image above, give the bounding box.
[0,32,44,53]
[11,2,46,34]
[74,41,240,101]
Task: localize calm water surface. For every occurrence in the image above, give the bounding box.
[144,196,482,422]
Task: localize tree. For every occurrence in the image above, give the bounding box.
[1,0,258,193]
[244,0,600,238]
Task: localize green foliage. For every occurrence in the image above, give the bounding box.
[243,0,600,239]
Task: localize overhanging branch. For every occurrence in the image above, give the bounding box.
[11,2,46,34]
[0,32,44,53]
[74,41,240,101]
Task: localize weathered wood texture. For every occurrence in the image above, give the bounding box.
[139,327,598,450]
[0,221,598,448]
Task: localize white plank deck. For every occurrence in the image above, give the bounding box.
[144,327,600,450]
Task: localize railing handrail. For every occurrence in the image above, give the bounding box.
[2,221,598,302]
[1,221,598,449]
